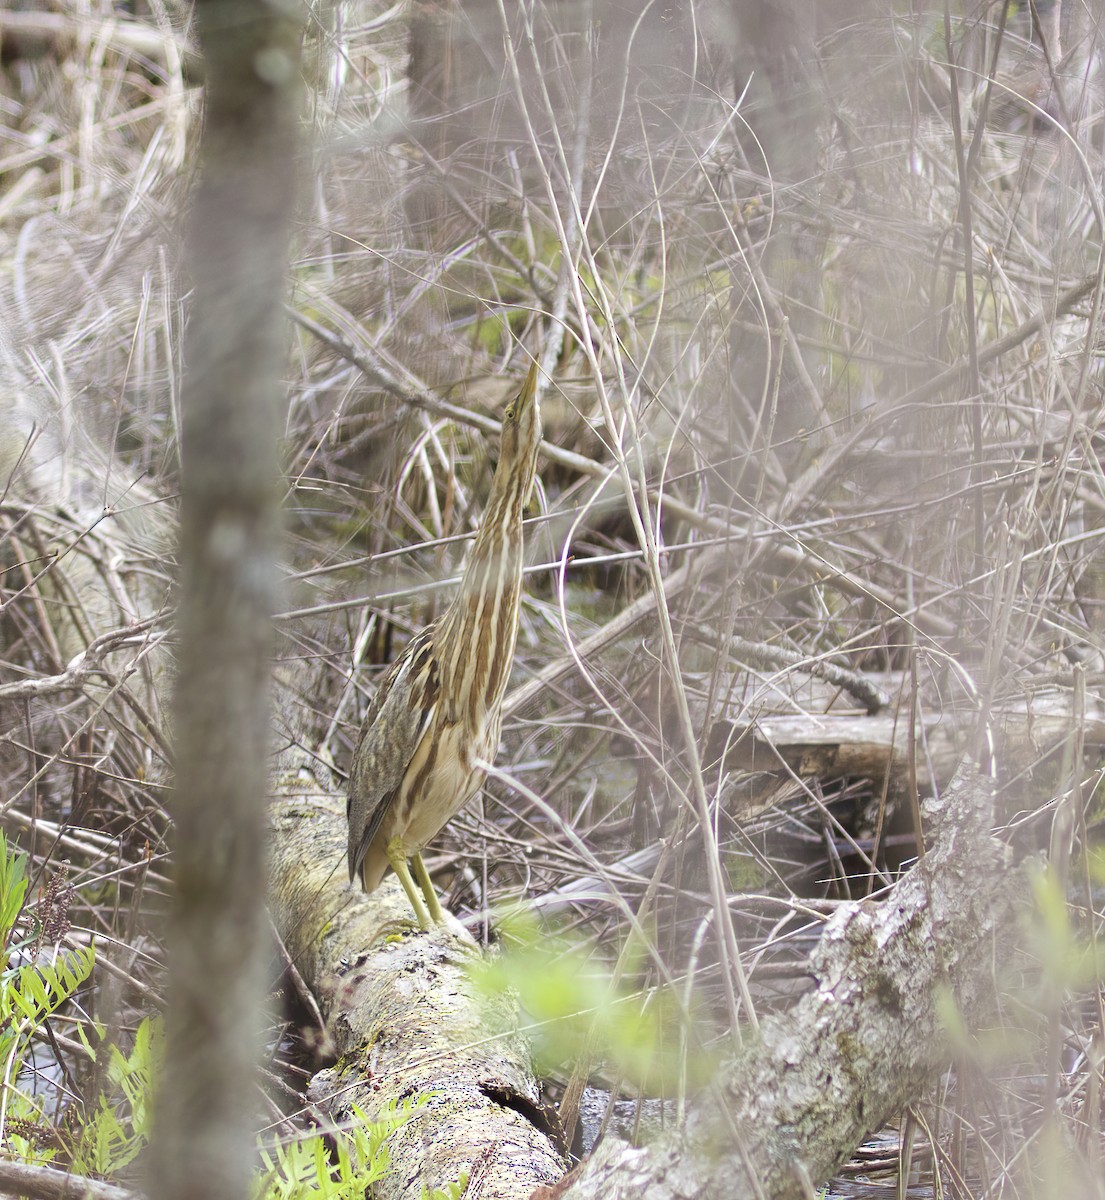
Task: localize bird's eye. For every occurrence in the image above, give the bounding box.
[504,405,515,421]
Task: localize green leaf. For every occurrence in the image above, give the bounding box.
[0,832,28,951]
[470,912,707,1093]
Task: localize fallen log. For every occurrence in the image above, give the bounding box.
[267,747,567,1200]
[549,767,1024,1200]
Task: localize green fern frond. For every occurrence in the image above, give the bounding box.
[2,946,95,1031]
[252,1097,424,1200]
[71,1015,163,1177]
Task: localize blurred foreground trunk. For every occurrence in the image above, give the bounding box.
[144,6,305,1200]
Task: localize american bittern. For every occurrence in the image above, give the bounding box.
[347,360,542,927]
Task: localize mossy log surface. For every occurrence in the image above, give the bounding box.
[268,749,567,1200]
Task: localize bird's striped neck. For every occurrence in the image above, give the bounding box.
[435,441,537,733]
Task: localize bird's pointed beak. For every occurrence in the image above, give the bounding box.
[516,358,540,410]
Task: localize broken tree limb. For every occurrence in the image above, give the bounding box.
[717,684,1101,797]
[0,1161,140,1200]
[551,766,1023,1200]
[267,749,567,1200]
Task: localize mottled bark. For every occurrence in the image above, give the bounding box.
[0,1161,139,1200]
[553,767,1022,1200]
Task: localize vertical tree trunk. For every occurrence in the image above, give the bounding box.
[146,5,304,1199]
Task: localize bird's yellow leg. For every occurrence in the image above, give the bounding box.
[386,837,431,930]
[411,851,445,925]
